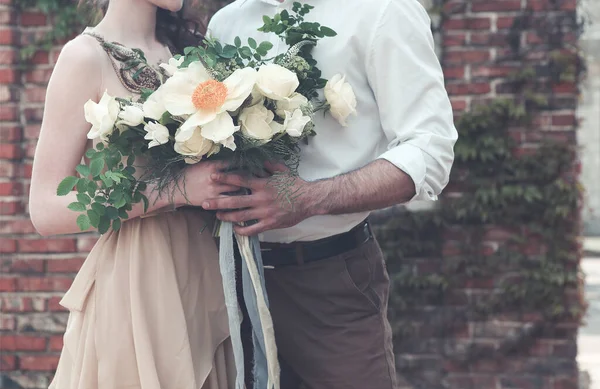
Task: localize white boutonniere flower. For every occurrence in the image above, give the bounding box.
[325,74,357,127]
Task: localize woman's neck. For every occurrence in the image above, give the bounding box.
[93,0,159,50]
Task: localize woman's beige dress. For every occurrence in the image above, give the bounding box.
[49,33,235,389]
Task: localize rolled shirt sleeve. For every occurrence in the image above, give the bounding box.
[368,0,458,201]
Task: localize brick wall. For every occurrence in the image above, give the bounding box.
[0,0,583,388]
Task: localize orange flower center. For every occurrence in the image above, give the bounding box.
[191,80,228,111]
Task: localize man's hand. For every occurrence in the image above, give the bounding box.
[202,163,319,236]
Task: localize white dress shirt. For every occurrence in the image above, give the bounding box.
[208,0,458,243]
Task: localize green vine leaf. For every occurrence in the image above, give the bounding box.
[76,214,91,231]
[57,176,79,196]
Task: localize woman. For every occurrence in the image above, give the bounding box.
[28,0,238,388]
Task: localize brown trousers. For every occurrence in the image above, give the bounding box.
[238,238,398,389]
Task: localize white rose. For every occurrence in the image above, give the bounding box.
[324,74,357,127]
[84,90,120,142]
[275,93,308,118]
[143,88,167,121]
[144,121,170,148]
[255,64,299,101]
[159,56,185,76]
[238,104,280,141]
[283,109,311,137]
[174,127,215,164]
[117,105,145,127]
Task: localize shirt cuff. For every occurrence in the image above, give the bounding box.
[378,143,438,203]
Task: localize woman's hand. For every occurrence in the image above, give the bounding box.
[171,161,240,208]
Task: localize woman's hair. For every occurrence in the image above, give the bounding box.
[81,0,205,55]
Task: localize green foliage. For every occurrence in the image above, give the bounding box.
[57,130,148,234]
[17,0,99,61]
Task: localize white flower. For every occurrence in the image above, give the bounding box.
[84,91,120,141]
[283,109,311,137]
[174,127,215,164]
[159,56,185,76]
[324,74,357,127]
[255,64,299,101]
[143,121,170,148]
[239,104,282,141]
[117,105,145,127]
[161,62,257,138]
[275,93,308,118]
[143,89,167,121]
[200,112,239,150]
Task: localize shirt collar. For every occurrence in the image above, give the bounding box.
[259,0,286,4]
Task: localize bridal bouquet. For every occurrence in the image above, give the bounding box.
[58,2,356,235]
[57,3,356,388]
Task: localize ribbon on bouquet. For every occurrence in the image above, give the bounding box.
[218,221,280,389]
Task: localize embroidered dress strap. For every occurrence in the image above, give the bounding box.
[82,29,163,94]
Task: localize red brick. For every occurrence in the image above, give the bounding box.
[16,277,73,292]
[0,104,17,121]
[497,16,517,29]
[2,258,45,273]
[0,48,17,65]
[0,181,21,195]
[21,162,33,179]
[25,68,52,84]
[446,82,491,95]
[0,200,23,215]
[472,1,522,12]
[19,355,60,371]
[0,161,16,178]
[0,27,16,45]
[0,124,21,141]
[0,68,19,84]
[552,82,577,94]
[24,86,46,103]
[451,98,468,112]
[49,335,64,351]
[77,236,98,252]
[444,66,465,80]
[48,296,67,312]
[18,238,77,253]
[30,50,49,65]
[0,355,16,371]
[552,377,578,389]
[444,17,492,30]
[471,65,515,78]
[0,277,17,292]
[470,32,510,47]
[0,143,21,159]
[552,114,576,126]
[0,238,17,253]
[23,107,44,122]
[0,218,37,234]
[0,335,47,351]
[0,315,16,331]
[443,33,467,47]
[445,50,491,64]
[47,258,85,273]
[20,11,48,27]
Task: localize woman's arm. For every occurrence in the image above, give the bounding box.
[29,38,237,236]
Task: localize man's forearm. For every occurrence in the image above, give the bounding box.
[306,159,416,216]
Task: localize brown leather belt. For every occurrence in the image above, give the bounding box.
[260,220,373,268]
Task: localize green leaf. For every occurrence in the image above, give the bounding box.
[76,214,91,231]
[320,26,337,37]
[85,149,96,159]
[106,206,119,220]
[142,195,149,213]
[87,181,98,197]
[234,36,242,48]
[77,193,91,205]
[114,196,127,209]
[98,217,111,234]
[112,219,122,232]
[263,15,271,25]
[76,178,87,193]
[258,41,273,52]
[91,202,106,215]
[76,164,91,176]
[240,47,252,59]
[127,154,136,167]
[87,209,100,228]
[68,202,86,212]
[57,176,79,196]
[222,44,238,59]
[248,38,257,49]
[90,158,105,177]
[96,142,105,151]
[184,46,195,55]
[118,208,129,219]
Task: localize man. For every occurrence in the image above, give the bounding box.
[204,0,457,387]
